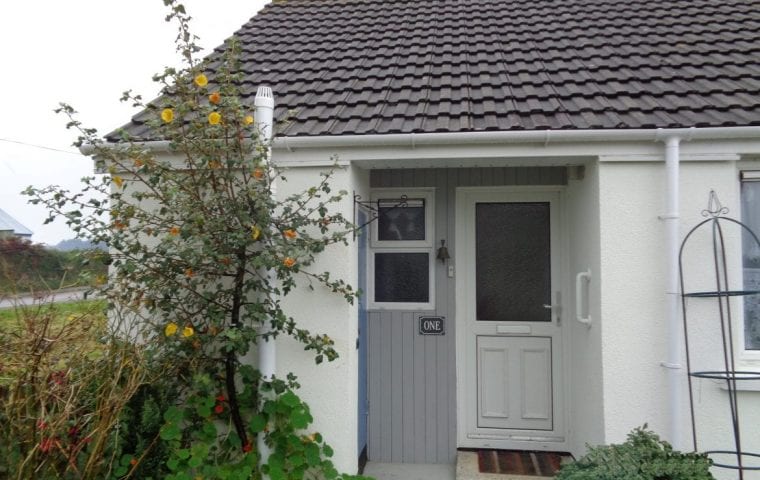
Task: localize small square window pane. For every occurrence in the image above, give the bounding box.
[375,252,429,303]
[377,199,425,241]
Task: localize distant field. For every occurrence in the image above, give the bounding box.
[0,299,107,331]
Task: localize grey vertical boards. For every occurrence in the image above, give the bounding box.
[365,167,567,464]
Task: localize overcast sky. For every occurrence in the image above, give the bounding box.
[0,0,269,245]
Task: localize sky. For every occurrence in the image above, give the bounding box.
[0,0,269,245]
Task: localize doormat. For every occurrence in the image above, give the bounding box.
[476,449,572,476]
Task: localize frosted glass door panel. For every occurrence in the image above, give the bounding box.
[475,203,551,322]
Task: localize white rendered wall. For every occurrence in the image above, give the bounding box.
[598,159,760,479]
[275,163,369,475]
[564,163,605,457]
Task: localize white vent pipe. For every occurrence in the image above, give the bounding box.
[254,86,275,143]
[255,85,275,472]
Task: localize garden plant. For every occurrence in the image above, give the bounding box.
[4,1,369,479]
[556,426,715,480]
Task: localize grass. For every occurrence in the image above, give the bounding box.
[0,299,107,331]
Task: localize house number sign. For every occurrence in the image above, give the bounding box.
[419,316,445,335]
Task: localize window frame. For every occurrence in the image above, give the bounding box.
[368,188,435,310]
[738,170,760,358]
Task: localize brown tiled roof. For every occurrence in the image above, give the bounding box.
[117,0,760,140]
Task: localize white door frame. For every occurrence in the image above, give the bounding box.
[455,186,570,451]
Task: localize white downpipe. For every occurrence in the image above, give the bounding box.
[662,136,683,449]
[254,86,275,470]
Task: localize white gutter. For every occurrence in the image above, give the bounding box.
[269,126,760,150]
[81,125,760,156]
[661,136,683,449]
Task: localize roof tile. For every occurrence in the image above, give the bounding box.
[113,0,760,140]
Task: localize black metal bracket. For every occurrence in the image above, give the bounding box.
[353,191,409,239]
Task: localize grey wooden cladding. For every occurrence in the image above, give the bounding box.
[365,167,567,464]
[369,167,568,188]
[367,310,455,463]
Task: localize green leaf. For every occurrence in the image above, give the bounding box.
[160,423,181,441]
[280,390,300,407]
[290,410,310,429]
[250,414,267,433]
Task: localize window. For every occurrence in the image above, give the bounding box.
[740,172,760,349]
[370,190,434,309]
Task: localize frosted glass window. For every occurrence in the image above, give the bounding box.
[374,252,429,303]
[377,199,426,241]
[476,202,550,322]
[741,180,760,349]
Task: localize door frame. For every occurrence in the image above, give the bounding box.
[455,186,570,451]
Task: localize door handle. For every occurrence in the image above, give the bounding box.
[576,269,592,327]
[542,291,562,325]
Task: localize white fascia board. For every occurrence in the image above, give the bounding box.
[82,126,760,168]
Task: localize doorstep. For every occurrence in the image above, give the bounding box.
[455,451,555,480]
[362,461,455,480]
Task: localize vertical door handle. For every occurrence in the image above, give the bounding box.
[576,270,592,327]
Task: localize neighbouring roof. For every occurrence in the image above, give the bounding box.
[0,208,33,237]
[116,0,760,140]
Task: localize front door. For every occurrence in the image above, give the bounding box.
[457,188,565,449]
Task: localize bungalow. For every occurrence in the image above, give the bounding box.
[112,0,760,478]
[0,207,33,239]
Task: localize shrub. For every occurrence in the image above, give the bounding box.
[556,426,714,480]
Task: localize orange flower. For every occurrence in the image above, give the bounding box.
[133,158,144,168]
[283,229,297,239]
[208,91,221,104]
[161,108,174,123]
[130,458,138,466]
[244,115,254,125]
[185,268,194,278]
[220,257,231,266]
[208,160,222,169]
[113,220,127,230]
[208,112,221,125]
[169,226,180,236]
[194,74,208,87]
[283,257,296,268]
[252,168,265,180]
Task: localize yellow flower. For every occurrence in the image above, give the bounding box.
[251,225,261,240]
[112,175,124,188]
[161,108,174,123]
[194,74,208,87]
[182,326,194,338]
[208,112,222,125]
[208,91,221,104]
[283,257,296,268]
[244,115,254,125]
[165,322,178,337]
[283,229,297,239]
